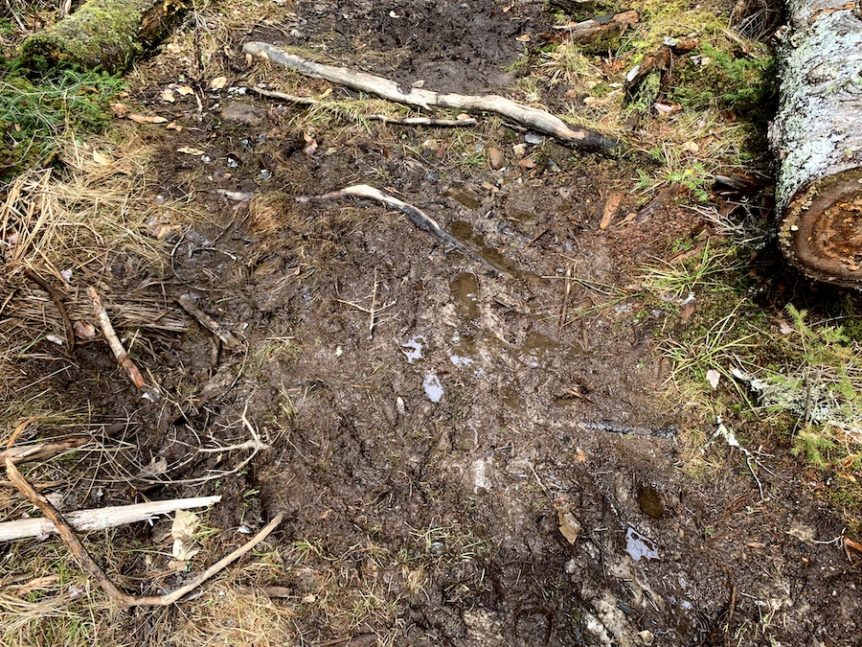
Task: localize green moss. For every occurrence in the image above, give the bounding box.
[0,60,123,178]
[670,43,775,122]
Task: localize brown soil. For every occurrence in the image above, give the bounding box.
[4,1,861,646]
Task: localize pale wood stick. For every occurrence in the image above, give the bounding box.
[242,42,620,155]
[0,496,222,542]
[87,287,148,391]
[177,294,242,349]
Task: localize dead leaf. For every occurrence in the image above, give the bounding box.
[706,369,721,390]
[141,456,168,477]
[518,157,536,170]
[111,102,130,118]
[129,114,168,124]
[170,509,201,568]
[175,85,194,96]
[166,122,183,132]
[210,76,228,90]
[516,33,531,42]
[73,320,96,340]
[92,150,112,166]
[779,320,794,335]
[160,89,175,103]
[557,509,582,544]
[575,447,588,463]
[599,191,624,230]
[303,133,318,155]
[177,146,205,155]
[680,299,697,323]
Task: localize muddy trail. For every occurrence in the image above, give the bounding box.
[3,1,862,646]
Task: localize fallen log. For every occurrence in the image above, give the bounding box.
[19,0,187,74]
[771,0,862,287]
[242,42,621,155]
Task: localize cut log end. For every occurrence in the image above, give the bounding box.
[780,168,862,287]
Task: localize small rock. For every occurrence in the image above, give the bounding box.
[220,101,266,126]
[564,558,577,574]
[487,146,506,170]
[639,630,655,646]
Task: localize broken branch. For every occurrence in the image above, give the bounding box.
[0,437,88,466]
[298,184,502,274]
[243,42,620,155]
[88,286,152,395]
[177,294,242,349]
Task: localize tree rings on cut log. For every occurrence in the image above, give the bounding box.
[19,0,187,74]
[779,169,862,286]
[771,0,862,287]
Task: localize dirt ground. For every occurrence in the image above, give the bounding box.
[2,1,862,646]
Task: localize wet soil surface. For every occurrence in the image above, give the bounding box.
[20,1,862,645]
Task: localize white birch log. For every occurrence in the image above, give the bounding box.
[0,496,220,543]
[770,0,862,286]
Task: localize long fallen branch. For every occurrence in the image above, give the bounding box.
[4,422,283,606]
[249,86,478,127]
[243,42,620,155]
[297,184,501,274]
[0,496,221,542]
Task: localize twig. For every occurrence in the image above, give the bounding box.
[177,294,242,349]
[844,535,862,559]
[243,42,621,155]
[5,421,283,606]
[87,287,154,397]
[23,267,75,351]
[0,496,221,542]
[298,184,502,274]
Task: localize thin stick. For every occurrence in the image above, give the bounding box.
[177,294,242,349]
[87,287,149,392]
[5,421,284,606]
[23,267,75,351]
[243,42,620,155]
[298,184,502,274]
[369,268,378,339]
